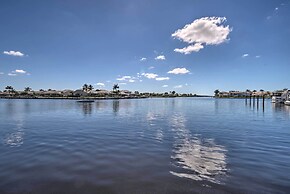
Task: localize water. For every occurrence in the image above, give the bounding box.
[0,98,289,194]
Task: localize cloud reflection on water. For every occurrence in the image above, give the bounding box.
[170,114,227,184]
[4,116,25,147]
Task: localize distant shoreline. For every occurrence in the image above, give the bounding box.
[0,95,213,100]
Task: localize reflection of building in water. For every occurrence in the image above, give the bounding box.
[272,103,290,119]
[170,114,227,184]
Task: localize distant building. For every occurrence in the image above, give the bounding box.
[73,89,86,97]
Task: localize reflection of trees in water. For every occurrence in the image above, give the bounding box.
[80,103,93,115]
[170,114,227,184]
[112,100,120,114]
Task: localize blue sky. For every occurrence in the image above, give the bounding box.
[0,0,289,95]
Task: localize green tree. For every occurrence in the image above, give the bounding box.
[5,86,14,93]
[88,84,94,92]
[82,84,88,92]
[214,89,220,97]
[113,84,119,93]
[24,87,32,92]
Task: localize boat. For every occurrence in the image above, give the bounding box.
[285,101,290,106]
[77,100,94,103]
[271,96,283,103]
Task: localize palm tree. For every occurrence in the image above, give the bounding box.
[113,84,119,93]
[214,89,220,97]
[5,86,14,93]
[24,87,32,92]
[88,84,94,92]
[172,91,176,95]
[82,84,88,92]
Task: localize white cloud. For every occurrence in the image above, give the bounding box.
[174,43,204,54]
[275,7,279,11]
[148,66,155,69]
[128,79,135,83]
[168,68,190,74]
[242,54,249,58]
[3,51,25,57]
[96,82,105,87]
[8,69,29,76]
[117,76,131,81]
[119,83,127,85]
[140,57,147,61]
[155,55,166,60]
[172,17,232,54]
[162,85,168,87]
[0,72,4,75]
[156,77,170,81]
[141,73,158,79]
[255,55,261,58]
[174,85,183,88]
[15,69,26,74]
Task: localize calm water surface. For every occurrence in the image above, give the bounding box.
[0,98,289,194]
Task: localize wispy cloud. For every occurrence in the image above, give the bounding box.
[156,77,170,81]
[116,76,131,81]
[168,68,190,74]
[267,4,283,20]
[148,66,155,69]
[96,82,105,87]
[172,17,232,54]
[116,74,141,83]
[162,85,168,87]
[140,57,147,61]
[8,69,29,76]
[3,50,25,57]
[141,72,170,81]
[174,85,183,88]
[0,72,4,75]
[174,43,204,54]
[141,73,158,79]
[155,55,166,60]
[242,54,249,58]
[255,55,261,58]
[15,69,26,74]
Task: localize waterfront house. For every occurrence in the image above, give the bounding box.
[119,90,132,96]
[73,89,87,97]
[62,90,74,97]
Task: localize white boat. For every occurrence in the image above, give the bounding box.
[285,101,290,106]
[271,96,283,103]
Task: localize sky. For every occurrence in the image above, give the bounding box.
[0,0,289,95]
